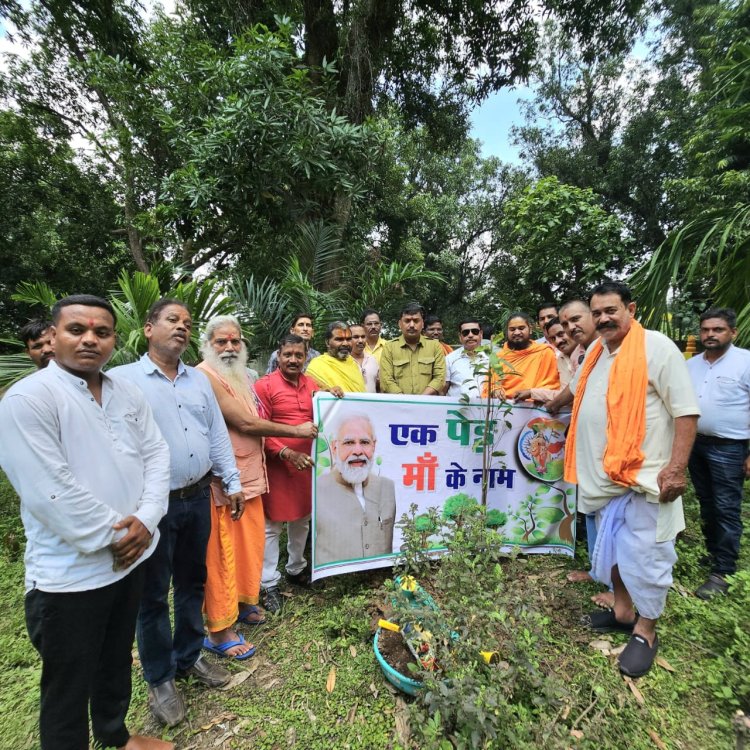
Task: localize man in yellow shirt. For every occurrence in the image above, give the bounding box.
[380,303,446,395]
[306,322,366,393]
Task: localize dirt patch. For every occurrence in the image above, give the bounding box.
[378,628,419,676]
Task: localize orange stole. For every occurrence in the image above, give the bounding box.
[563,320,647,486]
[484,341,560,397]
[204,488,265,631]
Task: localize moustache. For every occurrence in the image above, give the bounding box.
[596,322,618,331]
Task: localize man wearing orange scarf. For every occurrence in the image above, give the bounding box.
[551,282,699,677]
[485,312,560,399]
[197,316,318,657]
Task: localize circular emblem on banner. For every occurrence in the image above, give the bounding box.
[517,416,568,482]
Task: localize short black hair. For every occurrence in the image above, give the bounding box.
[20,318,53,345]
[544,316,561,332]
[536,302,558,317]
[559,299,589,315]
[505,311,533,334]
[699,307,736,328]
[147,297,190,324]
[481,322,494,339]
[360,308,380,324]
[325,320,350,341]
[290,313,313,328]
[51,295,116,325]
[399,301,423,319]
[424,314,442,327]
[588,281,632,305]
[279,333,305,350]
[457,318,481,332]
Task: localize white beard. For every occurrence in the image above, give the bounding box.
[202,345,251,396]
[334,454,372,485]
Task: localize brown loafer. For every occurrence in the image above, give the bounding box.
[147,679,185,727]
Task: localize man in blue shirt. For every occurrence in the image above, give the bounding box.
[112,299,243,727]
[686,307,750,599]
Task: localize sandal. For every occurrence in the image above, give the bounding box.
[581,609,637,634]
[202,633,256,661]
[237,605,266,626]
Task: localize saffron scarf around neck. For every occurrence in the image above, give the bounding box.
[563,319,648,487]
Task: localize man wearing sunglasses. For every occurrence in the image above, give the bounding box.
[444,320,488,399]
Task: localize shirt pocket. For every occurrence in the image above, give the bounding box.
[181,395,210,435]
[714,376,740,406]
[418,357,435,377]
[391,357,410,373]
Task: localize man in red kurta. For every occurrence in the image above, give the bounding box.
[254,335,342,613]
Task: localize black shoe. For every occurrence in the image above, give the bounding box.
[286,569,311,588]
[148,679,186,727]
[618,633,658,678]
[696,573,729,600]
[581,609,637,634]
[263,586,283,614]
[176,655,231,688]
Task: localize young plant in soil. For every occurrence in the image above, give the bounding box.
[386,505,567,749]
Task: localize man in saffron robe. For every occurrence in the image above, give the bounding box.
[485,311,560,399]
[306,321,366,393]
[255,335,342,613]
[197,317,318,657]
[550,281,699,677]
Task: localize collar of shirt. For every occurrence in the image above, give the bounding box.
[140,352,187,380]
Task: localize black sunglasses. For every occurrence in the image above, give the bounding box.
[460,327,481,336]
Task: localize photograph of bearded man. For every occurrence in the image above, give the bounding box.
[315,414,396,565]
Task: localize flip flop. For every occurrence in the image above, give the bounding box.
[581,609,638,634]
[202,633,256,661]
[237,605,266,626]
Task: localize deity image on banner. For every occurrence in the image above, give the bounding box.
[517,415,569,482]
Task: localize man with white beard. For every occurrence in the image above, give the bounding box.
[196,316,318,653]
[314,414,397,565]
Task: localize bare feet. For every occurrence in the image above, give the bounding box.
[566,570,593,583]
[591,591,615,609]
[207,627,254,658]
[119,735,175,750]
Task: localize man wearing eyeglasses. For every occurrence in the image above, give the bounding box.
[444,320,488,399]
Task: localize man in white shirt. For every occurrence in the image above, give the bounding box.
[444,319,488,399]
[687,307,750,598]
[0,295,172,750]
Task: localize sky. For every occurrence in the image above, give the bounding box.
[469,86,534,164]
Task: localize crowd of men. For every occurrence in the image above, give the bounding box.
[1,282,748,748]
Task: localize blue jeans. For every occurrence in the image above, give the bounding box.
[688,440,747,576]
[136,486,211,686]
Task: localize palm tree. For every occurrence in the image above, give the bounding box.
[633,41,750,344]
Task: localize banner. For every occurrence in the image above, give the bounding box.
[311,393,576,580]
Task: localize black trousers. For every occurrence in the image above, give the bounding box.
[25,565,145,750]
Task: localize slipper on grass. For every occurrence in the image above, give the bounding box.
[619,633,658,677]
[581,609,637,634]
[202,633,256,661]
[237,605,266,626]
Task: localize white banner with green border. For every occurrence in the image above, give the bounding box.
[311,393,576,580]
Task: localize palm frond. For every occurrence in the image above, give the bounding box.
[11,281,60,310]
[291,220,345,289]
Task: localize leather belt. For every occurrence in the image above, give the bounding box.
[170,472,213,500]
[695,434,749,447]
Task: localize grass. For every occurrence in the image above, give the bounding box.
[0,469,747,749]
